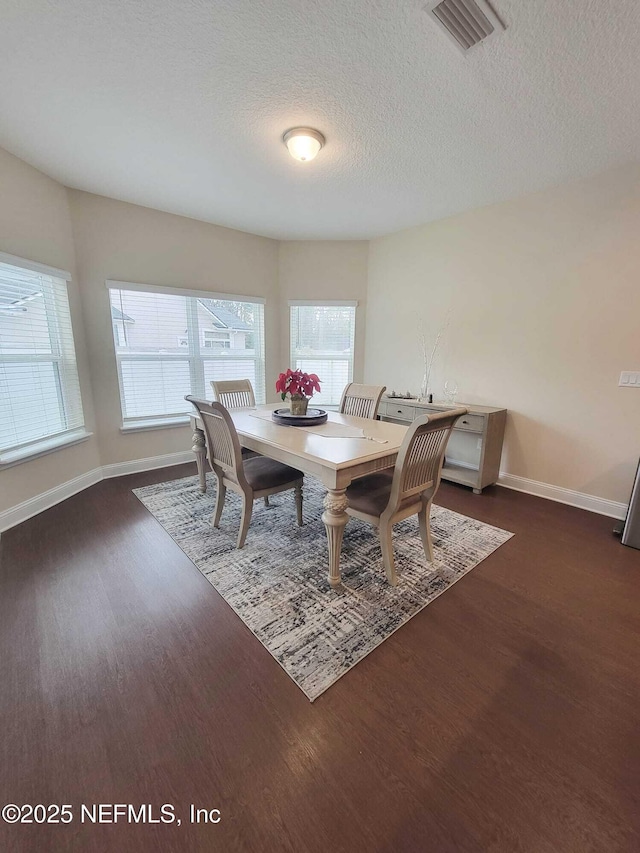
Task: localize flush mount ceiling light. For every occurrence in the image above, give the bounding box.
[283,127,325,162]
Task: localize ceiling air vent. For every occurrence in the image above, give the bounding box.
[425,0,505,53]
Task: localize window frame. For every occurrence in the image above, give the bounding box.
[106,281,266,431]
[0,251,90,467]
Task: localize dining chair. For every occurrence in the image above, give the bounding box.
[339,383,387,419]
[186,397,303,548]
[211,377,272,502]
[210,378,256,409]
[345,407,468,585]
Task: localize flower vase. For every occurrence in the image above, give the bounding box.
[290,395,309,416]
[420,370,432,403]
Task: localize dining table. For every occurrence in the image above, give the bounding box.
[190,405,408,586]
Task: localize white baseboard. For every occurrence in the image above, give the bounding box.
[101,451,194,479]
[0,468,103,533]
[498,472,627,520]
[0,452,195,533]
[0,454,628,533]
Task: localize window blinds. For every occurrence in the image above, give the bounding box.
[0,259,85,458]
[108,285,265,426]
[289,303,356,407]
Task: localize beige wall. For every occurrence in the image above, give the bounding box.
[3,143,638,517]
[277,240,369,382]
[0,148,100,514]
[0,153,369,519]
[68,190,280,465]
[365,165,640,504]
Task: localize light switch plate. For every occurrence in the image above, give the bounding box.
[619,371,640,387]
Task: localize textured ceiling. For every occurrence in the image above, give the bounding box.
[1,0,639,239]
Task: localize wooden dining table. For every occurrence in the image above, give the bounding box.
[190,405,408,586]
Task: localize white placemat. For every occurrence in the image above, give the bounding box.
[249,409,275,422]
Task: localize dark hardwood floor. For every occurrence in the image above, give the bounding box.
[1,463,639,852]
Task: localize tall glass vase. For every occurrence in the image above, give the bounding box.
[420,366,432,402]
[420,370,428,400]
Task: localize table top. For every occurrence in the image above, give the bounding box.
[191,405,408,486]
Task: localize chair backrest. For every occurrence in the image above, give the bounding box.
[386,408,468,513]
[186,396,248,488]
[210,379,256,409]
[339,383,387,419]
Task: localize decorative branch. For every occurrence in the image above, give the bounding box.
[418,311,451,400]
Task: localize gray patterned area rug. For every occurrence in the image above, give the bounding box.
[134,474,513,701]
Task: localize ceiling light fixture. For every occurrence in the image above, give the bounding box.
[283,127,325,162]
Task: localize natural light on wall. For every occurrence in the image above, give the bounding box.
[0,255,87,465]
[107,282,266,430]
[289,301,357,407]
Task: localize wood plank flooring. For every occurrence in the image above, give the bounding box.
[1,463,639,852]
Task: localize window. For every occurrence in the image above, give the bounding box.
[289,301,357,407]
[113,324,124,347]
[108,283,265,429]
[202,330,231,349]
[0,255,87,464]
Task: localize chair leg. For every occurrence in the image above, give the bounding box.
[212,479,226,528]
[263,496,270,507]
[237,496,253,549]
[379,520,398,586]
[294,480,303,527]
[419,498,434,562]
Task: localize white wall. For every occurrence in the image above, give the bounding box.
[0,148,100,515]
[68,190,280,466]
[277,240,369,380]
[2,143,639,522]
[0,152,370,526]
[365,165,640,505]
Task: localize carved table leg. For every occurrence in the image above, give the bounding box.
[192,427,207,493]
[322,488,349,588]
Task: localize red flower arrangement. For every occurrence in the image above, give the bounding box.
[276,368,321,401]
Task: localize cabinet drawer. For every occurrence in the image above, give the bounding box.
[454,413,484,433]
[386,403,415,421]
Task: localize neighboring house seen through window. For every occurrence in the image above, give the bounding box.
[289,301,357,408]
[202,330,231,349]
[0,255,87,464]
[108,284,265,429]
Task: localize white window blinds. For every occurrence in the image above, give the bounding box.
[289,302,356,407]
[0,259,85,460]
[108,284,265,427]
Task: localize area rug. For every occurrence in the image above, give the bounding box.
[134,475,513,701]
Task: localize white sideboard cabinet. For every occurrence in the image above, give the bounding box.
[379,396,507,494]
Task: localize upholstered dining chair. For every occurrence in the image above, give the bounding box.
[186,397,303,549]
[339,383,386,420]
[345,407,468,585]
[211,377,272,503]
